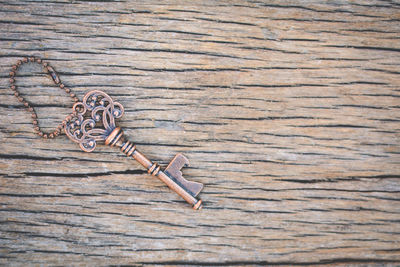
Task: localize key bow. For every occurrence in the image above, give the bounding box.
[64,90,124,152]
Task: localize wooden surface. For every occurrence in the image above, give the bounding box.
[1,0,400,266]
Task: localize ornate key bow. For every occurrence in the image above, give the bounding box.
[64,90,203,209]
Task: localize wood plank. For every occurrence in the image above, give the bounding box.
[0,0,399,265]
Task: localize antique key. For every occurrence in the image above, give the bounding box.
[64,90,203,209]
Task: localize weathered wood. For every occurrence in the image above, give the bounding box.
[0,0,399,265]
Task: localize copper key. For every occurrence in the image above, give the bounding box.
[64,90,204,209]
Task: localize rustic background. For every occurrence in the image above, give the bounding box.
[0,0,399,266]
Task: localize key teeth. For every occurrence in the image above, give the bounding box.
[165,153,189,175]
[164,153,204,198]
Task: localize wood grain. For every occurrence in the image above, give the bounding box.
[0,0,399,265]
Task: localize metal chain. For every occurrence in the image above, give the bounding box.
[9,57,78,139]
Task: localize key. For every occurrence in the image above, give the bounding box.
[64,90,204,210]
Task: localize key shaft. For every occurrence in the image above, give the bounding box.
[106,127,203,210]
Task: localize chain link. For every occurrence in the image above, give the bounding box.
[9,57,78,139]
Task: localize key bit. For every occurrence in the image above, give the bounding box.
[64,90,203,210]
[165,154,203,198]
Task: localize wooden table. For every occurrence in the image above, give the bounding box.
[1,1,399,265]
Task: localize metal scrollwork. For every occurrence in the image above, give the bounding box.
[64,90,124,152]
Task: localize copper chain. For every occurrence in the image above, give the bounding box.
[9,57,78,139]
